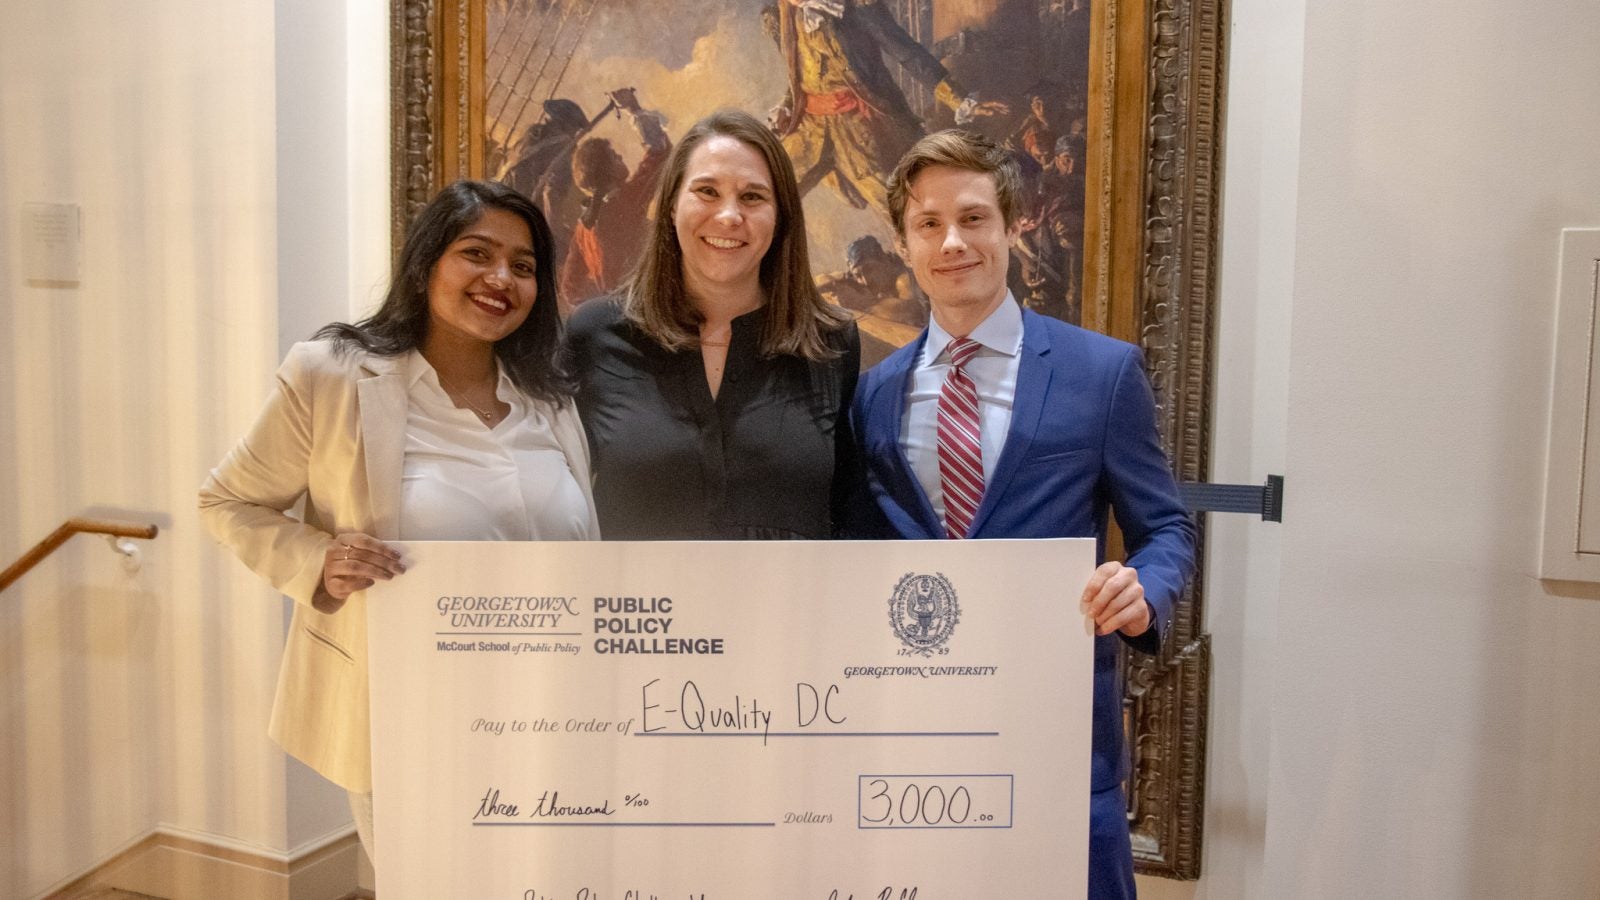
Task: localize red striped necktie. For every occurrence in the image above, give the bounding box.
[937,337,984,539]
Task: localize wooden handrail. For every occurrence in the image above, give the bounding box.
[0,517,160,592]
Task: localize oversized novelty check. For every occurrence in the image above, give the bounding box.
[368,539,1094,899]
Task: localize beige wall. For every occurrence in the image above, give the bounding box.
[1266,1,1600,896]
[1152,0,1600,897]
[0,0,380,895]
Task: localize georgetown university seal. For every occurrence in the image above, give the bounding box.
[888,573,960,655]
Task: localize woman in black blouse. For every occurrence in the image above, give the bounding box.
[566,109,860,539]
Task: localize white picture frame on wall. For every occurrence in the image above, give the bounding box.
[1540,228,1600,584]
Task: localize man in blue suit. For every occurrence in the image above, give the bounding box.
[850,129,1197,898]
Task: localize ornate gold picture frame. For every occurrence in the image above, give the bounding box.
[390,0,1222,878]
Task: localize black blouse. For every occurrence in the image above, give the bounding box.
[565,297,860,540]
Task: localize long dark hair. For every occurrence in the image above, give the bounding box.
[316,180,573,404]
[619,109,848,360]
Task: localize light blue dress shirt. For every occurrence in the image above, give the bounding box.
[898,294,1024,525]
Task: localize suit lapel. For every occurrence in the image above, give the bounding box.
[872,332,943,538]
[969,312,1052,536]
[356,353,409,541]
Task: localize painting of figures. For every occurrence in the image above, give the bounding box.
[481,0,1094,362]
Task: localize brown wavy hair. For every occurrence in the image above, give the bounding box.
[887,128,1023,234]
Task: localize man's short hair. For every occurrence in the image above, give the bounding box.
[887,129,1022,235]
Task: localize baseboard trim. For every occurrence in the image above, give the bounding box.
[42,825,364,900]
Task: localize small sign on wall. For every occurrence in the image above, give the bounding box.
[22,202,81,286]
[1540,228,1600,584]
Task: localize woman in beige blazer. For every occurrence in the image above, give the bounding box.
[199,181,598,857]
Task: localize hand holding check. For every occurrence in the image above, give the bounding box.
[320,532,406,602]
[1081,561,1152,637]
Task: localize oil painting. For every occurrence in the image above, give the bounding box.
[479,0,1094,363]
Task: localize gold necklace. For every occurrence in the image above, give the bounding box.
[436,369,497,422]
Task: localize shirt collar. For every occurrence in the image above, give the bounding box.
[405,349,512,399]
[923,292,1023,366]
[404,348,433,390]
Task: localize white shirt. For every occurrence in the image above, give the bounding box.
[399,351,595,542]
[900,295,1024,525]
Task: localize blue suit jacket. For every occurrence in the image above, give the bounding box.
[850,308,1197,791]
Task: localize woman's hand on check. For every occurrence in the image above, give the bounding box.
[321,532,406,601]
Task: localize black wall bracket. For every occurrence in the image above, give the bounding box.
[1178,475,1284,522]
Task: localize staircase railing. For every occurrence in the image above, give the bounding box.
[0,517,160,592]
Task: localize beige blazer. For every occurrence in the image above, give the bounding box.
[198,340,598,792]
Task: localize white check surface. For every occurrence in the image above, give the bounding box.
[368,539,1094,899]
